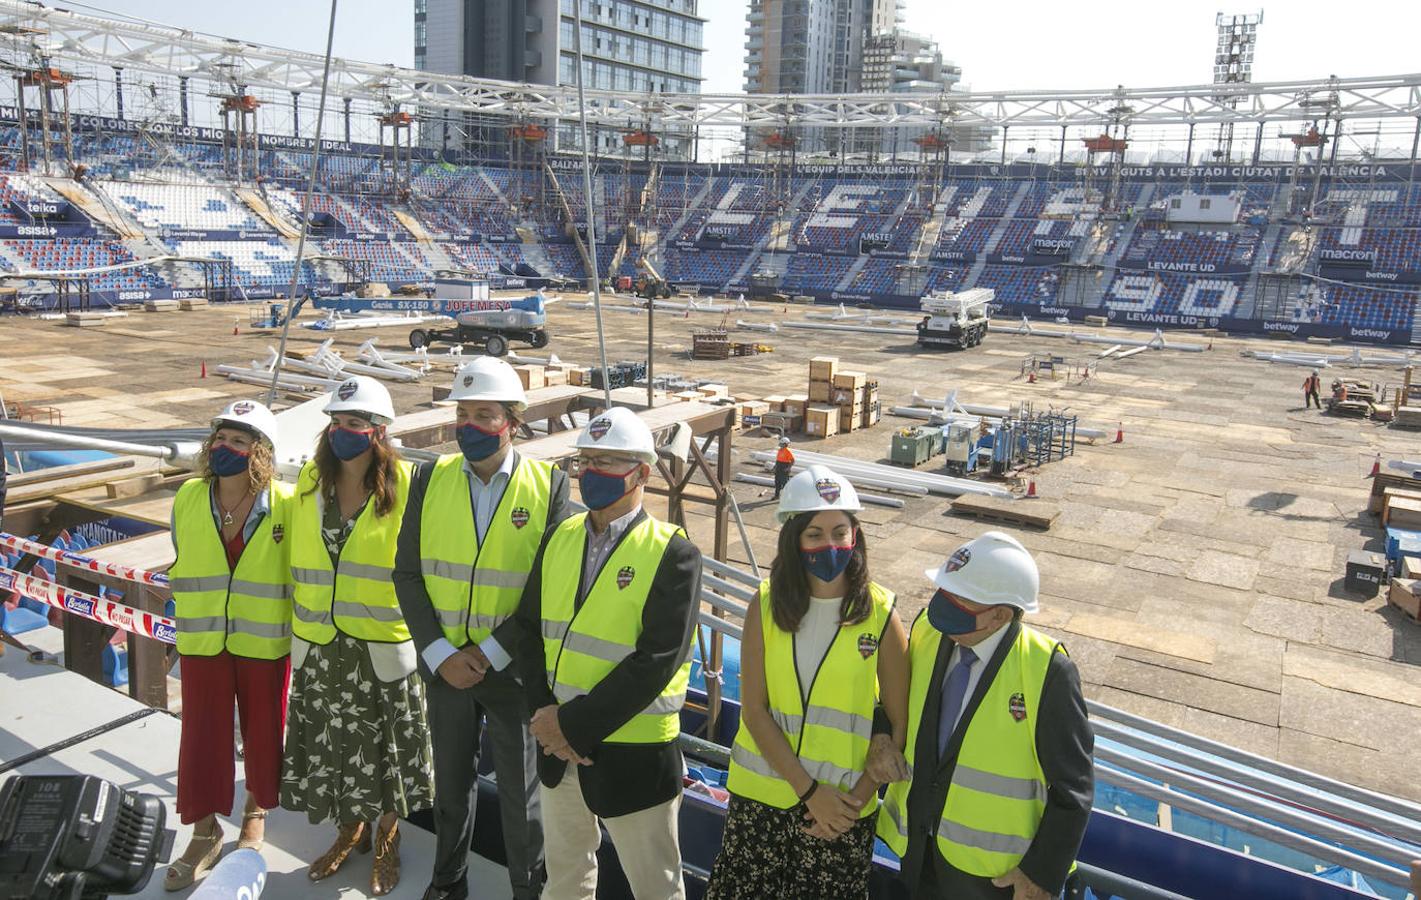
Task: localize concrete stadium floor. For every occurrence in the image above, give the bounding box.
[4,294,1420,803]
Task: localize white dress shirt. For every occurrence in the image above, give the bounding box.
[941,621,1012,738]
[421,451,517,676]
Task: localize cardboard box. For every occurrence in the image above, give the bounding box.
[1387,497,1421,531]
[805,405,840,438]
[1388,577,1421,619]
[740,400,770,417]
[673,390,703,403]
[698,383,729,400]
[838,406,859,432]
[833,370,867,391]
[809,380,834,403]
[1382,487,1421,526]
[763,395,788,412]
[861,401,881,428]
[784,394,809,418]
[514,364,545,390]
[809,356,839,382]
[861,385,879,404]
[1404,556,1421,581]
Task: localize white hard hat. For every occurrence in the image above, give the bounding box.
[449,356,527,410]
[211,399,279,448]
[779,436,791,446]
[924,530,1039,613]
[324,375,395,425]
[574,406,657,464]
[776,464,861,524]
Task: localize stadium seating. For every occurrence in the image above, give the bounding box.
[2,238,166,292]
[164,239,319,292]
[106,182,268,233]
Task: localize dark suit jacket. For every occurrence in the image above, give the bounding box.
[901,618,1094,899]
[493,508,703,818]
[392,449,570,694]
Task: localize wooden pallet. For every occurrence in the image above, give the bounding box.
[949,493,1059,529]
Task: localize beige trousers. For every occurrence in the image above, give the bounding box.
[540,766,685,900]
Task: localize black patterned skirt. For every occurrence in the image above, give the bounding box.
[705,793,877,900]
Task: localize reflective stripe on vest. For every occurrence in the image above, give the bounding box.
[168,478,294,659]
[289,459,413,644]
[726,580,894,813]
[875,617,1060,878]
[540,512,691,745]
[419,453,553,646]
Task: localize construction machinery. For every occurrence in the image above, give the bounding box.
[632,256,672,300]
[917,287,993,350]
[314,272,549,357]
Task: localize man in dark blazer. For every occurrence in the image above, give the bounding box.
[879,531,1093,899]
[490,406,702,900]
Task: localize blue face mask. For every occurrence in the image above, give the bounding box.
[801,542,855,583]
[927,588,989,635]
[209,444,250,477]
[328,425,374,461]
[580,466,635,511]
[457,422,506,462]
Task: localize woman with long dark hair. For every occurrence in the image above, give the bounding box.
[166,400,293,891]
[280,376,433,896]
[707,464,910,899]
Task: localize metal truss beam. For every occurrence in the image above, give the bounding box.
[2,1,1420,130]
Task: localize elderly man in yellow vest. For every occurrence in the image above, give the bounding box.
[393,357,570,900]
[489,405,703,900]
[877,532,1093,900]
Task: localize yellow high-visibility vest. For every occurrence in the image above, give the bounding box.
[169,478,294,659]
[540,512,690,744]
[290,459,413,644]
[419,453,553,646]
[877,616,1061,878]
[727,580,895,816]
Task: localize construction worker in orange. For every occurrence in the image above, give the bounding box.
[1303,370,1322,409]
[773,436,795,500]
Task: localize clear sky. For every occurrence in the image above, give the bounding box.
[81,0,1421,94]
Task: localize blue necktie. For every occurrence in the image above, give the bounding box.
[937,646,978,758]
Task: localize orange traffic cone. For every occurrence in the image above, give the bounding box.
[1025,479,1038,499]
[1368,453,1381,477]
[200,360,207,379]
[1114,422,1124,444]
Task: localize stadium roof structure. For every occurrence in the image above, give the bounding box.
[3,0,1420,133]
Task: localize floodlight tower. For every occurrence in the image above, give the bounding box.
[1211,11,1262,163]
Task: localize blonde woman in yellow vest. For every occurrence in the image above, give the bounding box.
[392,358,570,900]
[706,465,909,900]
[165,400,293,891]
[278,376,431,896]
[876,532,1094,900]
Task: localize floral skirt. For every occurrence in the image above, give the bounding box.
[280,634,435,824]
[705,794,877,900]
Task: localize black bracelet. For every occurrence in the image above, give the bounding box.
[797,781,819,804]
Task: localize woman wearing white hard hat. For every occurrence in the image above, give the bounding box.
[166,399,294,890]
[876,532,1093,900]
[280,376,432,895]
[707,464,909,899]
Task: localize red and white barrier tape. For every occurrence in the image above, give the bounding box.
[0,566,177,645]
[0,532,169,588]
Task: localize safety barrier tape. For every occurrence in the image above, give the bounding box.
[0,532,169,588]
[0,566,177,645]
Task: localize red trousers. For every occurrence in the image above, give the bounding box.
[176,650,291,825]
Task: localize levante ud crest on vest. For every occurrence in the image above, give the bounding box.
[1009,691,1028,722]
[271,524,285,544]
[857,632,879,659]
[510,507,530,529]
[617,566,635,589]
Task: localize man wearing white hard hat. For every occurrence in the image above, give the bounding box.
[876,532,1093,900]
[393,357,570,900]
[166,399,293,890]
[494,405,702,900]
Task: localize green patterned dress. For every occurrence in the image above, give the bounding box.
[280,498,435,824]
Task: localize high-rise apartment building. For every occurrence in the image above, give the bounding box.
[417,0,705,156]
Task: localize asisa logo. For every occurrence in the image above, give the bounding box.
[510,507,530,529]
[616,566,635,589]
